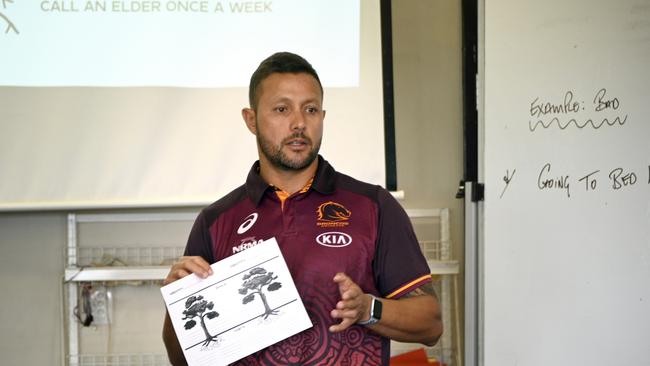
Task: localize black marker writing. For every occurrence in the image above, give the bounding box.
[529,116,627,131]
[578,170,600,191]
[500,169,516,198]
[609,168,637,190]
[529,91,581,118]
[528,88,627,132]
[594,88,620,112]
[538,163,570,198]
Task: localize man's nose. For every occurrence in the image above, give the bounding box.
[290,110,306,131]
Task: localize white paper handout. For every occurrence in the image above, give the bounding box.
[161,237,313,366]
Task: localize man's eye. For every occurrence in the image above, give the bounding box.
[275,106,287,113]
[306,107,319,113]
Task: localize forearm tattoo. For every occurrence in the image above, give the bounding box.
[403,282,438,300]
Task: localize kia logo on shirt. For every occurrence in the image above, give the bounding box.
[237,213,258,234]
[316,232,352,247]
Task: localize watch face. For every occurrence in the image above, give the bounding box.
[358,297,382,325]
[372,298,383,320]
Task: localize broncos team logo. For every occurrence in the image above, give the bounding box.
[316,201,351,227]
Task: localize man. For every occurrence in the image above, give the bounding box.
[163,52,442,365]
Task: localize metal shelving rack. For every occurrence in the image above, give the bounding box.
[392,208,461,366]
[63,209,459,366]
[64,212,194,366]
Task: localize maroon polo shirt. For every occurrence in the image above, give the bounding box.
[185,156,432,366]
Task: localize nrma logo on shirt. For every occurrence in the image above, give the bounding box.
[316,232,352,247]
[233,236,265,254]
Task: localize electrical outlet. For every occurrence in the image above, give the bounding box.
[89,286,112,325]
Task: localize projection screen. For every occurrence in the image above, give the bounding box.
[0,0,386,210]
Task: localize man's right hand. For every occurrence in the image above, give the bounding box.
[163,255,213,366]
[163,256,213,285]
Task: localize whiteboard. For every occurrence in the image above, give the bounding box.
[483,0,650,365]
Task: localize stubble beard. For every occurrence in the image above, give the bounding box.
[257,130,321,171]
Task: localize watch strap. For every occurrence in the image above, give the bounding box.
[357,295,381,326]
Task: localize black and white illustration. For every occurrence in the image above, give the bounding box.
[239,267,282,319]
[161,238,312,366]
[182,295,220,348]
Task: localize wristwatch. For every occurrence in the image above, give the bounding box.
[357,295,382,326]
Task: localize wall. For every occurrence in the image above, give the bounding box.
[392,0,464,322]
[0,212,66,365]
[0,1,464,364]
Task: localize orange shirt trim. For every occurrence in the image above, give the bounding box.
[385,274,432,299]
[273,177,314,210]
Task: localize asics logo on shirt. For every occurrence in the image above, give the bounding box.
[237,213,258,234]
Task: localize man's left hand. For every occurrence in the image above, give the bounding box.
[329,272,371,332]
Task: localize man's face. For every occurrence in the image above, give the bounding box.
[246,72,325,171]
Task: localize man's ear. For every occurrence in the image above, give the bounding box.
[241,108,257,135]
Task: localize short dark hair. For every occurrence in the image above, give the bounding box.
[248,52,323,110]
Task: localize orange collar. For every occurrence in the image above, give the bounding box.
[273,177,314,209]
